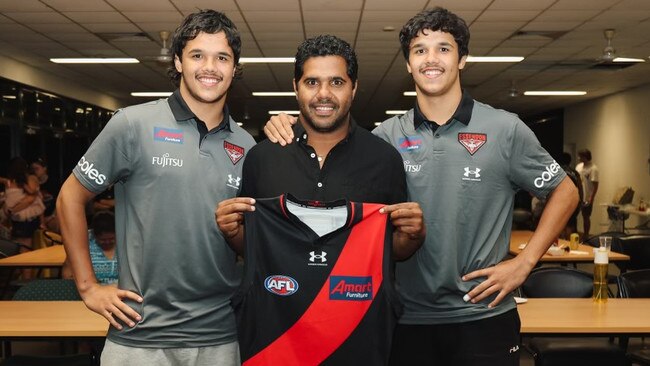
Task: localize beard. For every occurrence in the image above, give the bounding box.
[298,99,349,133]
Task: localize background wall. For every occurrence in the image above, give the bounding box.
[564,83,650,233]
[0,55,124,111]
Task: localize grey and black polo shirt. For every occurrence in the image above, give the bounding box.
[73,89,255,347]
[373,90,566,325]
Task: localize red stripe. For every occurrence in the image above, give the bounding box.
[279,194,288,219]
[244,203,386,366]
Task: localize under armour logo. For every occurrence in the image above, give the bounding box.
[463,167,481,178]
[227,174,241,187]
[309,251,327,263]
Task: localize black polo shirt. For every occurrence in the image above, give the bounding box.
[240,119,406,204]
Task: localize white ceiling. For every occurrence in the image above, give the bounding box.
[1,0,649,131]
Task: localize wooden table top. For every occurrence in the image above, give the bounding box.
[0,245,66,267]
[510,230,630,262]
[0,301,108,337]
[1,298,648,338]
[519,298,650,335]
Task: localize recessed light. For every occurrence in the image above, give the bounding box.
[131,92,173,97]
[385,110,408,115]
[523,91,587,96]
[268,110,300,115]
[240,57,294,63]
[466,56,524,62]
[403,91,417,96]
[252,92,296,97]
[50,58,139,64]
[613,57,645,63]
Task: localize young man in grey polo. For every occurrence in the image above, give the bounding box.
[372,8,578,365]
[262,7,578,366]
[56,10,255,366]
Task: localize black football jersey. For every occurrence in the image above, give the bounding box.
[233,194,400,365]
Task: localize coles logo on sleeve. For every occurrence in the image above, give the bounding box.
[224,141,244,165]
[265,275,299,296]
[329,276,373,301]
[458,133,486,155]
[77,156,106,185]
[154,127,184,144]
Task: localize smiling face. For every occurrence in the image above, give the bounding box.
[294,55,356,134]
[406,29,467,98]
[174,31,235,109]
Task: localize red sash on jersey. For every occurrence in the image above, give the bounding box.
[244,203,387,366]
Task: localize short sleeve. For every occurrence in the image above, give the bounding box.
[509,120,566,198]
[72,109,134,193]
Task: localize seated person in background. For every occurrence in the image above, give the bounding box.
[63,211,118,285]
[30,157,61,232]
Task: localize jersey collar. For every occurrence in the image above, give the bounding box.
[413,89,474,129]
[167,89,233,132]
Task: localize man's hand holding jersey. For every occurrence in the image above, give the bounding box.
[215,197,256,255]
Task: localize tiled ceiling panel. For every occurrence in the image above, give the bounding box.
[0,0,647,131]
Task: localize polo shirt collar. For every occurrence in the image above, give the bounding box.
[167,89,233,132]
[293,116,357,144]
[413,89,474,129]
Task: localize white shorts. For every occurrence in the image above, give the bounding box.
[101,339,240,366]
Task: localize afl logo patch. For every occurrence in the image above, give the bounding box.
[224,141,245,165]
[458,133,486,155]
[264,275,299,296]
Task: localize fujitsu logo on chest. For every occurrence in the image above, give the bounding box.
[151,153,184,168]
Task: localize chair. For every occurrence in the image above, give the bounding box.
[617,269,650,365]
[521,266,628,366]
[3,280,95,365]
[618,235,650,271]
[0,239,31,299]
[0,354,95,366]
[12,279,81,301]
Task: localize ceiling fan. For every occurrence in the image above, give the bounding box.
[140,30,173,65]
[521,29,646,71]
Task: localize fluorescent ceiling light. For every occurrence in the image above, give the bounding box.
[523,91,587,96]
[2,95,17,99]
[237,122,243,126]
[240,57,294,63]
[386,110,408,115]
[466,56,524,63]
[50,58,139,64]
[252,92,296,97]
[403,91,417,96]
[268,110,300,115]
[613,57,645,63]
[131,92,173,97]
[374,122,382,126]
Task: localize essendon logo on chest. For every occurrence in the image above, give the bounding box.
[458,133,486,155]
[329,276,373,301]
[224,141,244,165]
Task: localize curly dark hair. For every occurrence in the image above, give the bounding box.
[167,9,242,87]
[294,35,358,84]
[578,149,592,161]
[399,7,470,61]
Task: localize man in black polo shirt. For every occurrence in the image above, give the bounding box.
[217,35,424,260]
[216,35,425,365]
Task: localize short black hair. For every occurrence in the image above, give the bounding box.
[168,9,241,87]
[294,35,358,84]
[578,149,592,161]
[92,211,115,236]
[399,7,470,60]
